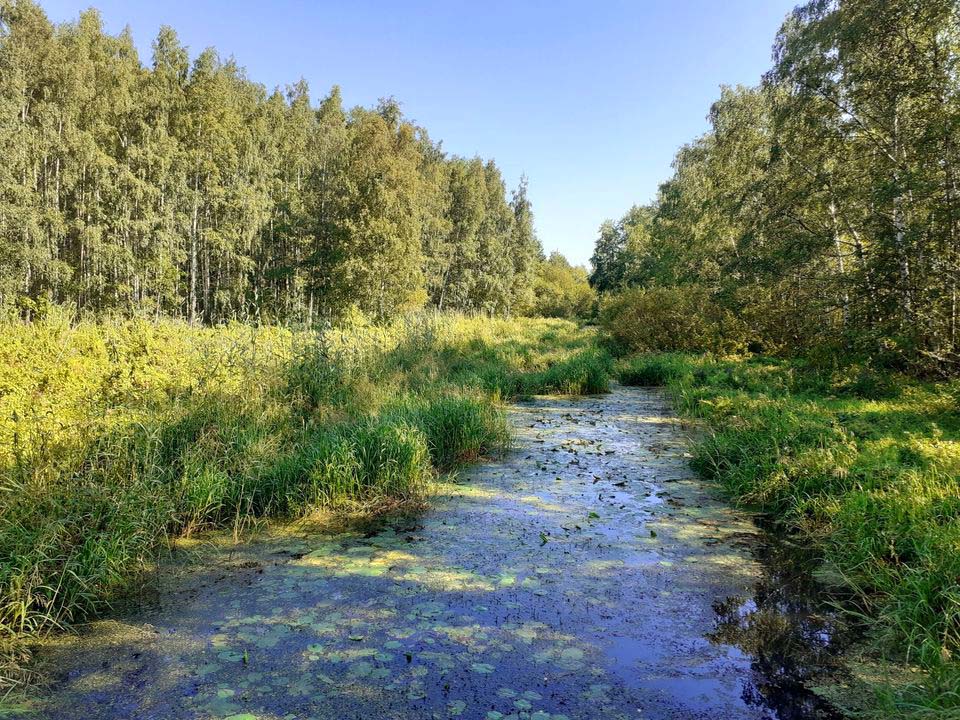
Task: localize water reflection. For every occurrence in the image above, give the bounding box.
[38,388,850,720]
[708,534,850,719]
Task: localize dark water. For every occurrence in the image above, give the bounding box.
[34,387,847,720]
[708,533,850,720]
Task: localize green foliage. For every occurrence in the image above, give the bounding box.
[0,313,610,686]
[383,394,509,472]
[0,2,542,324]
[304,420,431,509]
[521,349,612,396]
[592,1,960,375]
[588,205,656,293]
[527,252,595,319]
[643,352,960,715]
[617,354,690,386]
[600,285,748,354]
[426,158,536,315]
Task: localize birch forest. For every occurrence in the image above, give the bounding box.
[593,0,960,376]
[0,2,544,324]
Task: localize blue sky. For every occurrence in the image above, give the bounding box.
[43,0,797,265]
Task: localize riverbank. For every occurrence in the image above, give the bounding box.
[6,318,955,718]
[619,353,960,718]
[35,387,841,719]
[0,313,608,688]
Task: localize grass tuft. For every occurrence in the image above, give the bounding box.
[617,353,690,386]
[384,394,509,472]
[304,420,431,509]
[521,349,613,396]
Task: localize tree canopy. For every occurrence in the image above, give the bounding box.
[0,1,543,323]
[592,0,960,374]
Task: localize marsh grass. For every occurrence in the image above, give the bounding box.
[524,348,612,396]
[304,420,431,509]
[617,353,690,387]
[383,394,510,472]
[621,353,960,716]
[0,311,608,686]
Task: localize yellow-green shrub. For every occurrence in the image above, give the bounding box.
[0,311,610,686]
[600,285,748,354]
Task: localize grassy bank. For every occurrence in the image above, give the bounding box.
[0,312,609,687]
[619,353,960,717]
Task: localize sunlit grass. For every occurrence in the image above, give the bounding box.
[0,310,609,686]
[620,353,960,716]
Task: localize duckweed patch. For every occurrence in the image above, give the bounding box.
[38,388,841,720]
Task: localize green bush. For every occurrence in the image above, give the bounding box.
[0,463,170,635]
[526,252,596,319]
[600,285,748,354]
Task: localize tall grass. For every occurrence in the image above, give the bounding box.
[304,419,431,509]
[524,348,612,395]
[616,353,690,387]
[0,311,609,687]
[383,394,509,472]
[620,353,960,716]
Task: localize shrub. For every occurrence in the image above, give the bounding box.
[526,252,595,319]
[600,285,748,354]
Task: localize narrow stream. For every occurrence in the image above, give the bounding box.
[38,387,846,720]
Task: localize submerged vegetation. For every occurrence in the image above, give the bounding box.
[0,312,605,686]
[618,353,960,717]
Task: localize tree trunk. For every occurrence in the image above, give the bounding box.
[189,172,199,324]
[829,200,849,329]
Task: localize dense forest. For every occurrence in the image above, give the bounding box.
[592,0,960,376]
[0,1,551,323]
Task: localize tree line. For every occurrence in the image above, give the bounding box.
[0,1,544,324]
[592,0,960,375]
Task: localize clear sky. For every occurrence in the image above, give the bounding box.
[42,0,797,265]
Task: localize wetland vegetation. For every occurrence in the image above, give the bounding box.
[2,0,960,718]
[0,313,607,687]
[616,354,960,717]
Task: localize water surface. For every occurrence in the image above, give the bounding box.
[39,387,843,720]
